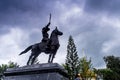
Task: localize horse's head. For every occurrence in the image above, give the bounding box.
[53,27,63,36]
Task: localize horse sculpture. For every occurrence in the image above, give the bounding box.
[19,27,63,65]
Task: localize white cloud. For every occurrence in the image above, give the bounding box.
[0,27,30,65]
[102,33,120,55]
[60,5,83,22]
[54,37,68,64]
[101,16,120,55]
[101,16,120,28]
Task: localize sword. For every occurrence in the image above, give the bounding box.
[46,13,51,28]
[49,13,51,23]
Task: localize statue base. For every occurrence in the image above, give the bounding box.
[4,63,69,80]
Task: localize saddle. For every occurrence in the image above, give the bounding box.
[38,39,51,53]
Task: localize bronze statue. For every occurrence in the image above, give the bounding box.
[19,14,63,65]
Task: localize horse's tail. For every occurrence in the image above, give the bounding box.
[19,45,32,55]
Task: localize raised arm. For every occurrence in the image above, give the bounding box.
[45,13,51,28]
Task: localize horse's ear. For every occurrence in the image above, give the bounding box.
[55,27,58,30]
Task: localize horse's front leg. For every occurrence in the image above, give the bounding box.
[50,49,57,63]
[51,53,55,63]
[48,54,52,63]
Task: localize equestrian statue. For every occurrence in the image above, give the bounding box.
[19,14,63,65]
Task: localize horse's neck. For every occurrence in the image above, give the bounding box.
[50,32,58,41]
[50,34,57,39]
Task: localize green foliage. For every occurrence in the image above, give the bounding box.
[104,55,120,72]
[0,61,19,79]
[65,35,80,80]
[103,55,120,80]
[8,61,19,68]
[79,57,93,80]
[94,68,117,80]
[93,56,120,80]
[63,36,94,80]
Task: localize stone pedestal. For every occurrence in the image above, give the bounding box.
[4,63,69,80]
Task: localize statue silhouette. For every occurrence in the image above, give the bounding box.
[19,27,63,65]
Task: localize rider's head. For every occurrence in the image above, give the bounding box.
[46,27,50,31]
[43,27,50,32]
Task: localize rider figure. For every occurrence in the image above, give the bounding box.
[42,22,50,43]
[41,21,52,52]
[41,14,51,52]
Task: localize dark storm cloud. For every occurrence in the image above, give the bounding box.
[0,0,29,12]
[71,17,117,67]
[65,0,120,67]
[84,0,120,15]
[0,26,9,35]
[81,26,116,67]
[0,0,57,28]
[0,0,54,14]
[0,0,120,68]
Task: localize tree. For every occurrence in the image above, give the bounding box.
[0,61,19,80]
[104,55,120,72]
[94,68,115,80]
[64,35,80,80]
[7,61,19,68]
[79,57,94,80]
[103,55,120,80]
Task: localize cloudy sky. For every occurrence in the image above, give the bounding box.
[0,0,120,68]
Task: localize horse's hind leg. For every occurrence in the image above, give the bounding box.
[31,52,40,65]
[27,54,33,65]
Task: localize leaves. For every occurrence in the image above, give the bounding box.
[0,61,19,79]
[79,57,93,79]
[103,55,120,79]
[63,36,94,80]
[65,35,80,80]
